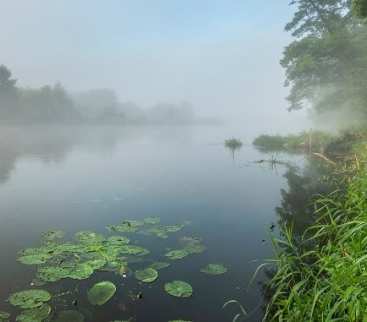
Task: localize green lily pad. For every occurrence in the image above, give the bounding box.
[8,289,51,309]
[120,245,150,256]
[200,264,228,275]
[66,263,94,280]
[107,220,144,233]
[0,311,10,321]
[54,310,84,322]
[18,253,53,265]
[165,224,185,233]
[75,231,104,244]
[106,236,130,245]
[41,230,65,242]
[143,217,160,225]
[37,266,70,282]
[16,304,51,322]
[134,268,158,283]
[165,249,190,260]
[148,262,170,270]
[164,281,193,298]
[87,281,116,306]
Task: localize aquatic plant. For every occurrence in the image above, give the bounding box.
[264,159,367,321]
[225,138,243,149]
[0,311,10,322]
[134,268,158,283]
[222,300,247,322]
[8,289,51,309]
[164,281,193,298]
[53,310,84,322]
[15,303,51,322]
[143,217,161,225]
[148,262,170,270]
[165,237,206,260]
[200,264,227,275]
[87,281,116,306]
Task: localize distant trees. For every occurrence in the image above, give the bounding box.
[0,65,196,125]
[0,65,19,120]
[0,65,80,123]
[282,0,367,120]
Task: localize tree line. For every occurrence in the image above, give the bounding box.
[0,65,195,124]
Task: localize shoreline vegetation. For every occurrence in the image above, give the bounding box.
[250,130,367,321]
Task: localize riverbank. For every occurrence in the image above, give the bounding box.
[263,133,367,321]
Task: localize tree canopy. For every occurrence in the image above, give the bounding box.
[282,0,367,121]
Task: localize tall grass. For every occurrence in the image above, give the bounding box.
[265,152,367,321]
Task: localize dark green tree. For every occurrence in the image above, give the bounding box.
[353,0,367,17]
[0,65,19,119]
[282,0,367,119]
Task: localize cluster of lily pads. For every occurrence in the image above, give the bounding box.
[1,217,228,322]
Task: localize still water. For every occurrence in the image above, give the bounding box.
[0,125,303,322]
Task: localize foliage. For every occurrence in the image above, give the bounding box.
[87,281,116,306]
[8,290,51,309]
[352,0,367,17]
[282,0,367,119]
[16,304,51,322]
[164,281,193,298]
[134,268,159,283]
[224,138,243,150]
[264,153,367,321]
[253,131,334,152]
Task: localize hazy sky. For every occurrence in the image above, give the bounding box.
[0,1,309,132]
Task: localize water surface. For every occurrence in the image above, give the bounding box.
[0,125,302,322]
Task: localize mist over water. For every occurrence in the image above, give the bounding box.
[0,1,324,322]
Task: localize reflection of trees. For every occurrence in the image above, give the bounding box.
[0,126,130,184]
[276,160,335,238]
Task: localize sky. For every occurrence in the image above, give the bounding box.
[0,0,309,132]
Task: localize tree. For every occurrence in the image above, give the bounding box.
[352,0,367,17]
[282,0,367,119]
[0,65,19,120]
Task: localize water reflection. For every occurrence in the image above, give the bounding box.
[275,158,334,237]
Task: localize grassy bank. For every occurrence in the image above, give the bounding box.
[264,140,367,321]
[253,131,334,153]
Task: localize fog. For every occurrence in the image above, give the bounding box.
[0,0,309,135]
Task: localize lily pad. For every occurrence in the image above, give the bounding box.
[164,281,193,298]
[134,268,158,283]
[87,281,116,306]
[8,289,51,309]
[16,304,51,322]
[200,264,228,275]
[106,236,130,245]
[0,311,10,321]
[148,262,170,270]
[143,217,160,225]
[18,253,53,265]
[41,230,65,242]
[107,220,144,233]
[54,310,84,322]
[75,231,104,244]
[120,245,150,256]
[165,249,190,260]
